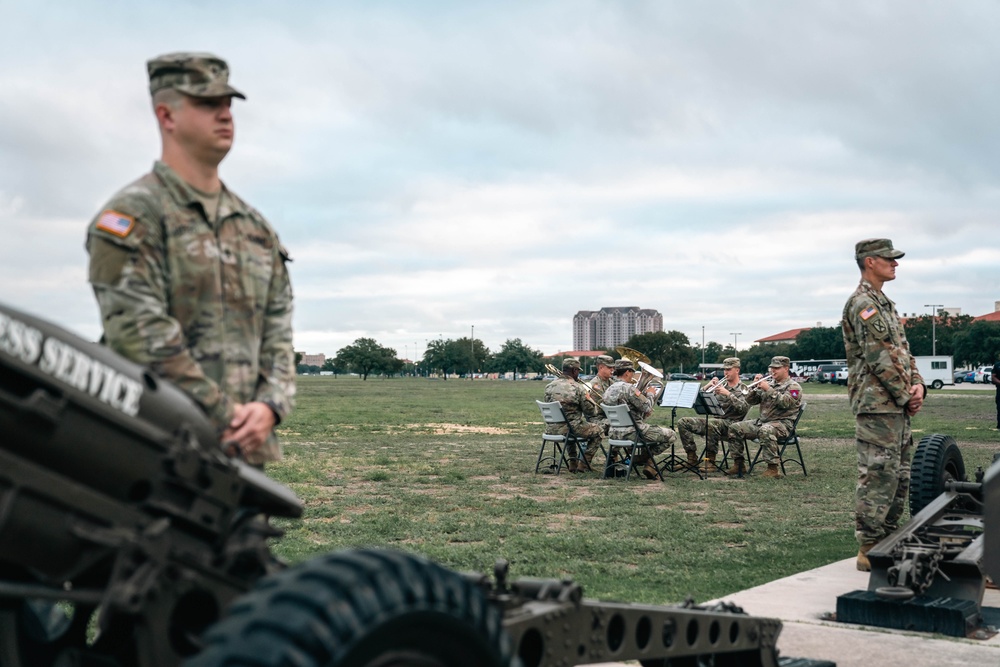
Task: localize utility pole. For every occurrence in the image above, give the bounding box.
[470,325,475,379]
[701,326,706,367]
[730,332,742,356]
[924,305,943,356]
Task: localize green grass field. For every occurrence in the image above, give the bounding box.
[268,377,999,606]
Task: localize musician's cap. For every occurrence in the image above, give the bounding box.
[595,354,615,368]
[561,358,581,371]
[147,52,246,99]
[722,357,741,369]
[614,359,635,372]
[768,356,791,368]
[855,238,904,261]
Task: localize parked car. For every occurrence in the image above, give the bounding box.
[975,366,993,383]
[668,373,699,381]
[953,369,967,384]
[834,367,849,385]
[964,370,978,383]
[813,364,844,384]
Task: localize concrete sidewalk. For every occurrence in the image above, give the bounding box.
[594,558,1000,667]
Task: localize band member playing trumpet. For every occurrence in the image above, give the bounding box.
[725,356,802,478]
[602,359,679,479]
[543,358,604,472]
[587,354,615,434]
[677,357,749,472]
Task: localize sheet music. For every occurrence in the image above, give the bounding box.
[658,381,701,408]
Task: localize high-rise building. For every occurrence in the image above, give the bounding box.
[573,307,663,350]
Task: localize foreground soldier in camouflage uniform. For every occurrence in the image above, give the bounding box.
[602,359,678,479]
[843,238,925,571]
[543,358,604,472]
[726,356,802,479]
[677,357,749,473]
[86,53,295,467]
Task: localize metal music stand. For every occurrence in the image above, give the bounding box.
[694,391,730,475]
[658,382,704,478]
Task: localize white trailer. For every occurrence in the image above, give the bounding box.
[915,355,954,390]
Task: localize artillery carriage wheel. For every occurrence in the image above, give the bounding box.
[909,434,966,516]
[186,548,515,667]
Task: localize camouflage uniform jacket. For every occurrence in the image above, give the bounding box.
[86,161,295,463]
[602,380,654,428]
[543,378,593,433]
[746,378,801,429]
[588,375,613,402]
[714,382,750,421]
[842,279,923,415]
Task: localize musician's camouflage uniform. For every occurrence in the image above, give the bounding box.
[843,238,925,570]
[86,53,294,466]
[543,358,604,472]
[602,359,678,478]
[726,356,802,476]
[677,357,749,469]
[587,354,615,434]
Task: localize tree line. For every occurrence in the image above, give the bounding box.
[296,316,1000,380]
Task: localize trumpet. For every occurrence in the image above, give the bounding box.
[544,363,604,401]
[745,374,774,391]
[702,377,728,394]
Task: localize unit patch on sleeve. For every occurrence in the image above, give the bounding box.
[95,210,136,238]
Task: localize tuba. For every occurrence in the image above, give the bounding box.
[544,363,603,402]
[635,360,665,394]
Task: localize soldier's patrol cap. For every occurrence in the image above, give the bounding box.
[768,356,791,368]
[855,238,904,261]
[722,357,741,369]
[147,52,246,100]
[614,359,635,372]
[595,354,615,368]
[562,358,581,371]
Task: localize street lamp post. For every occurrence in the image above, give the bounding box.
[701,325,706,367]
[924,304,943,356]
[470,325,475,379]
[730,332,742,356]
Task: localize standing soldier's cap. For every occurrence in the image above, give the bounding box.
[768,356,791,368]
[595,354,615,368]
[855,238,904,260]
[147,52,246,100]
[562,358,582,371]
[614,359,635,372]
[722,357,741,369]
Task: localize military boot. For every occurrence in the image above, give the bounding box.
[857,543,875,572]
[642,461,660,480]
[762,463,783,479]
[725,457,745,476]
[700,456,718,474]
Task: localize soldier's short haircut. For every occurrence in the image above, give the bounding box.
[152,88,184,112]
[613,368,631,377]
[856,257,867,271]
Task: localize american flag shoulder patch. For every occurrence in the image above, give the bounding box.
[95,210,135,238]
[859,305,878,321]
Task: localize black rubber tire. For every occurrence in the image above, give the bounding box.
[909,434,966,516]
[185,548,516,667]
[930,379,944,390]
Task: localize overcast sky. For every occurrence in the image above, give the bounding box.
[2,1,998,360]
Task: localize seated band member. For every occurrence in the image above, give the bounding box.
[676,357,749,472]
[543,358,604,472]
[587,354,615,434]
[601,359,679,479]
[725,356,803,479]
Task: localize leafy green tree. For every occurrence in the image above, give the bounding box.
[322,357,347,377]
[624,331,696,373]
[337,338,397,380]
[294,351,303,366]
[451,337,490,376]
[793,326,844,360]
[953,321,1000,367]
[903,314,973,357]
[490,338,544,374]
[693,341,727,366]
[423,338,461,379]
[740,343,794,376]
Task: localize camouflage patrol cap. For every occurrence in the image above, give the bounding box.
[768,356,791,368]
[855,238,904,261]
[147,52,246,100]
[562,358,581,371]
[614,359,635,372]
[722,357,741,369]
[595,354,615,368]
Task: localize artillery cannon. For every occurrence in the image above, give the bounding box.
[0,301,833,666]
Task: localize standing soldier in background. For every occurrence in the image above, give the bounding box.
[725,356,802,479]
[543,358,604,472]
[586,354,616,435]
[602,359,678,479]
[677,357,749,473]
[843,239,925,571]
[86,53,295,467]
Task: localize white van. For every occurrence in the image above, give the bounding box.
[915,356,954,390]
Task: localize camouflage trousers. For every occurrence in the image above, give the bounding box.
[726,419,789,465]
[545,422,603,467]
[609,424,677,460]
[855,412,912,547]
[677,416,732,458]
